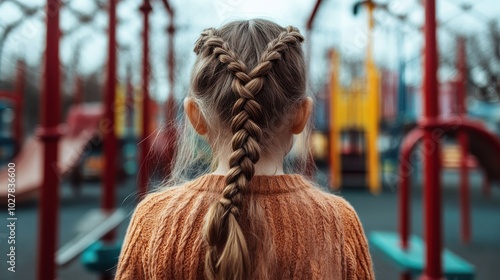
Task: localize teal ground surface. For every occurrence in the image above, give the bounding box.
[370,231,474,279]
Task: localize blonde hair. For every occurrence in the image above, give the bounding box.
[163,19,308,279]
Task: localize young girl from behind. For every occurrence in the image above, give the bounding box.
[116,19,374,280]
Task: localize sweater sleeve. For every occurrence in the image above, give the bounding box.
[338,198,375,280]
[115,193,159,279]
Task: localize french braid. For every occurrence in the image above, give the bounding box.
[195,25,304,280]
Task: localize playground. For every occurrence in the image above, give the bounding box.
[0,0,499,279]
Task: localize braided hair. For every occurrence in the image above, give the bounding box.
[191,19,305,280]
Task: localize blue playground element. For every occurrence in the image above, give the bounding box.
[370,232,475,280]
[81,241,123,274]
[0,102,16,164]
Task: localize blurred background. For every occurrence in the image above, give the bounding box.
[0,0,499,279]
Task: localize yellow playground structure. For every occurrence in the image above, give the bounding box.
[328,4,380,193]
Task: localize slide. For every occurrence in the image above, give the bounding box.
[0,103,103,203]
[468,129,500,183]
[402,118,500,184]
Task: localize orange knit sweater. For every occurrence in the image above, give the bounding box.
[115,174,374,279]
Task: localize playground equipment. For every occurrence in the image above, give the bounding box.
[30,1,124,279]
[80,0,177,278]
[36,1,64,279]
[0,103,103,203]
[369,1,500,279]
[30,0,178,277]
[0,60,25,161]
[138,0,177,196]
[138,0,152,200]
[328,52,379,192]
[327,1,380,193]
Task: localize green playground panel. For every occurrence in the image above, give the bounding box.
[369,231,475,280]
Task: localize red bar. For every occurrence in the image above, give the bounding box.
[101,2,118,278]
[160,0,174,16]
[398,128,424,249]
[166,18,176,123]
[456,36,470,244]
[456,37,466,115]
[126,64,134,131]
[100,2,118,279]
[37,0,62,279]
[164,96,176,178]
[139,0,152,199]
[0,91,17,101]
[73,75,84,105]
[421,0,442,279]
[306,0,324,30]
[458,130,470,243]
[102,0,117,215]
[162,2,177,179]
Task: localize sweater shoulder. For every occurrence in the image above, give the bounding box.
[132,185,186,218]
[304,186,356,213]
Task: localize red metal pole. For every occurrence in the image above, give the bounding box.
[100,1,118,279]
[101,0,119,276]
[165,19,177,126]
[167,21,175,111]
[303,0,324,178]
[422,0,442,279]
[36,0,62,279]
[399,140,412,250]
[139,0,152,199]
[14,60,25,154]
[126,64,134,133]
[399,148,410,248]
[398,128,424,249]
[73,75,84,105]
[306,0,324,31]
[159,2,177,179]
[458,130,470,242]
[456,37,466,115]
[456,36,470,244]
[103,0,117,217]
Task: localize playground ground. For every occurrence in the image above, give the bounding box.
[0,169,499,280]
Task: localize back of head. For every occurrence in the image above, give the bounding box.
[190,19,306,280]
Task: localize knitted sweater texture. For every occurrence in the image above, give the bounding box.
[115,174,374,279]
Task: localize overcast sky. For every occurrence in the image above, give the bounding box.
[0,0,499,101]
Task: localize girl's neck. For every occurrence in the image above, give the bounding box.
[212,154,285,176]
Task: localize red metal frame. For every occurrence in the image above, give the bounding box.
[73,75,84,105]
[164,0,176,179]
[37,0,63,279]
[398,128,424,249]
[421,1,442,278]
[458,129,470,242]
[400,36,474,253]
[138,0,152,199]
[103,0,117,214]
[456,36,471,244]
[126,64,134,132]
[101,1,118,279]
[398,118,500,279]
[306,0,324,31]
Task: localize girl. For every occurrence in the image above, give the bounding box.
[116,19,374,280]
